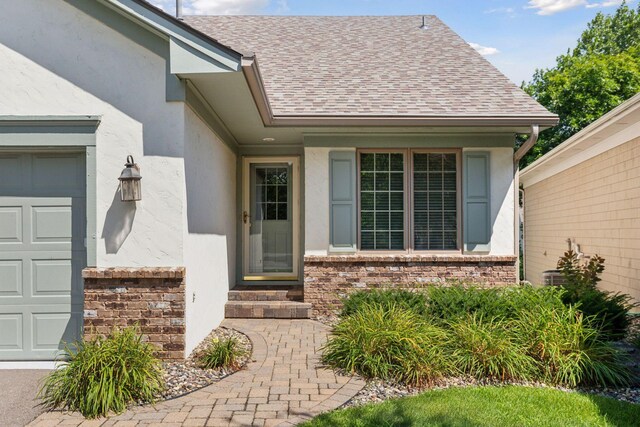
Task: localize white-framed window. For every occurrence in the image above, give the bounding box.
[358,151,406,250]
[357,149,461,252]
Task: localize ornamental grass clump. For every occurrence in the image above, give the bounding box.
[200,337,246,370]
[515,304,631,387]
[322,304,451,387]
[330,287,631,388]
[39,326,164,419]
[447,314,535,381]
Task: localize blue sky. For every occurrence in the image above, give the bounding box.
[150,0,635,84]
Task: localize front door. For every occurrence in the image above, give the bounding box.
[242,157,300,281]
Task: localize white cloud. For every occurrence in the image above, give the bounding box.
[585,0,625,8]
[148,0,172,12]
[469,42,500,56]
[526,0,588,15]
[526,0,626,15]
[149,0,269,15]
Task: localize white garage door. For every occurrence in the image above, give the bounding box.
[0,152,86,360]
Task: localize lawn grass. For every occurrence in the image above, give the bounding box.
[301,386,640,427]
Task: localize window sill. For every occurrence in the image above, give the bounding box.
[304,254,517,263]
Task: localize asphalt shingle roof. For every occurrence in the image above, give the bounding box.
[184,15,555,118]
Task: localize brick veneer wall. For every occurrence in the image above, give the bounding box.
[304,255,517,316]
[83,267,186,360]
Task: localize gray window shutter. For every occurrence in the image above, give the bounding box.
[329,151,357,252]
[463,152,491,253]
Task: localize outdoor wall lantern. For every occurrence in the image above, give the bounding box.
[118,155,142,202]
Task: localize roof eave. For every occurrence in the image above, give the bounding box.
[241,56,558,129]
[267,115,559,128]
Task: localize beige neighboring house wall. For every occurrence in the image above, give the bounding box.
[521,93,640,304]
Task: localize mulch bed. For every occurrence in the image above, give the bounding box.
[158,326,252,400]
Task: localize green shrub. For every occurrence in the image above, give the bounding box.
[515,304,630,387]
[566,288,633,341]
[39,326,163,419]
[200,337,247,370]
[323,304,451,386]
[426,284,565,322]
[340,289,429,318]
[448,314,535,381]
[425,285,503,321]
[558,250,634,340]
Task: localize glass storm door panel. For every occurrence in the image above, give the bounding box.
[248,163,293,275]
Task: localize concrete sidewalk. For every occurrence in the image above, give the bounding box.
[0,369,49,427]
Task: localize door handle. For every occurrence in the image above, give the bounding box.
[243,211,249,224]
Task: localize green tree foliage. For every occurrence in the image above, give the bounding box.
[520,3,640,167]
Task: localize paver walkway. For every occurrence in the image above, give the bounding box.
[29,319,365,427]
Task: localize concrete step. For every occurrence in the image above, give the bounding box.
[225,301,311,319]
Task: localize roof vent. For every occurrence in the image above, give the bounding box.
[176,0,183,20]
[419,16,429,30]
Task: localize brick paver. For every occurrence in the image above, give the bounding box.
[28,320,365,427]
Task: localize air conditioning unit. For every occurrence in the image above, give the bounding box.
[542,270,565,286]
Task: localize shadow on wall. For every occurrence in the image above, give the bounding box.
[102,187,136,254]
[183,118,236,289]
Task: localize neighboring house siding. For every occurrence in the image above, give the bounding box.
[183,106,236,355]
[524,137,640,302]
[0,0,186,267]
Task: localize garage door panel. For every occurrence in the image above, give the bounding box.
[0,313,23,350]
[32,205,73,242]
[0,260,22,297]
[32,311,82,351]
[0,206,22,243]
[0,306,81,359]
[32,259,73,296]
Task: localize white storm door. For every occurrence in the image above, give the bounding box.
[242,157,299,281]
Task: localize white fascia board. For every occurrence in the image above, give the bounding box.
[100,0,241,72]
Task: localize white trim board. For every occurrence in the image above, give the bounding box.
[0,361,57,369]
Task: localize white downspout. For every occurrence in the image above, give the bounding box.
[514,125,539,283]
